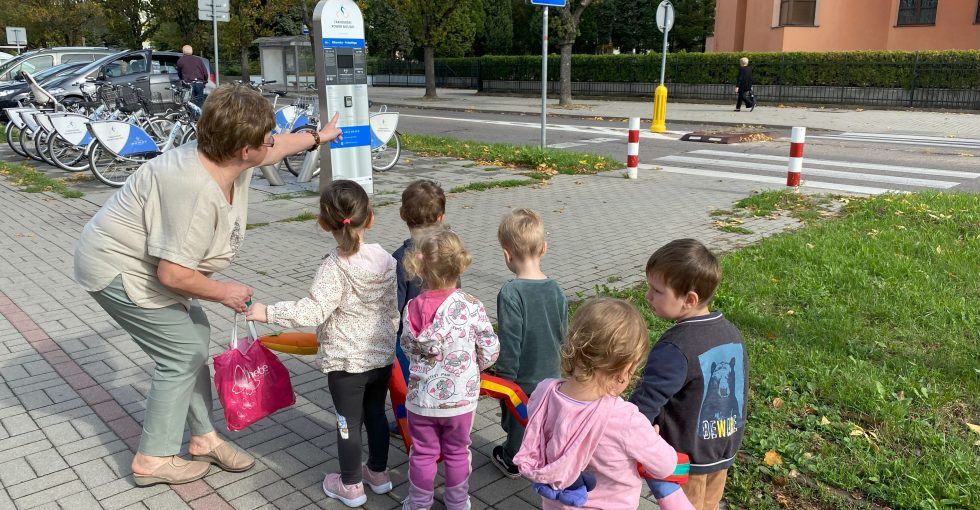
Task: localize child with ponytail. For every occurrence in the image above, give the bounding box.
[248,180,399,508]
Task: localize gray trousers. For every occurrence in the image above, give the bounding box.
[89,276,214,456]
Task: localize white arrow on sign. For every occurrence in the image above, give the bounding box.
[198,0,229,11]
[656,0,675,33]
[199,10,231,22]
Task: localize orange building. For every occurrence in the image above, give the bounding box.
[707,0,980,52]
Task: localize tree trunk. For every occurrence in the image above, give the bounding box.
[558,42,573,106]
[423,45,437,99]
[241,44,250,84]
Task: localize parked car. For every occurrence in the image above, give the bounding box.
[0,47,115,83]
[0,61,90,112]
[38,49,211,111]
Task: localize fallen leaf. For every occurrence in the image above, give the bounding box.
[775,493,790,507]
[802,452,813,460]
[820,416,831,426]
[967,422,980,435]
[772,397,784,409]
[788,469,799,479]
[764,449,783,466]
[785,310,795,316]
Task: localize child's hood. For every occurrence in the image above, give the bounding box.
[334,243,396,302]
[514,379,616,489]
[411,291,477,354]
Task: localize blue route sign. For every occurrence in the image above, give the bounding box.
[530,0,566,6]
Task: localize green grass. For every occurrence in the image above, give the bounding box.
[246,222,269,230]
[0,161,83,198]
[278,211,318,223]
[449,179,537,194]
[401,133,623,176]
[600,192,979,509]
[718,225,754,235]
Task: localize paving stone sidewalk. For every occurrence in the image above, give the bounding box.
[0,152,799,509]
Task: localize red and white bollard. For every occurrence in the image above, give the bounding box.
[787,126,806,188]
[627,117,640,179]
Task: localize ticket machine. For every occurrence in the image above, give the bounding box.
[310,0,372,193]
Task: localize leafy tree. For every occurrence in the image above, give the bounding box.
[552,0,595,105]
[509,0,543,55]
[390,0,484,98]
[364,0,414,59]
[475,0,512,56]
[2,0,106,47]
[664,0,715,52]
[100,0,160,49]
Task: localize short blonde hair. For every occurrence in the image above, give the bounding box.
[498,208,546,260]
[740,57,749,66]
[196,85,275,163]
[561,298,650,395]
[404,226,472,290]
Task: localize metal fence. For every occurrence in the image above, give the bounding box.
[369,57,980,110]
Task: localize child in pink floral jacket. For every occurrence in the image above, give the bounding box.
[401,226,499,510]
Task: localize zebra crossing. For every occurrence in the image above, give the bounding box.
[399,113,684,148]
[645,149,980,195]
[806,132,980,151]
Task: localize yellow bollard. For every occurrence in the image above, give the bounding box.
[651,84,668,133]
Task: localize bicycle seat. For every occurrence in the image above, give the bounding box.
[273,90,288,97]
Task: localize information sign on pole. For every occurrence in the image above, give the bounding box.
[199,0,230,85]
[5,27,27,54]
[529,0,566,5]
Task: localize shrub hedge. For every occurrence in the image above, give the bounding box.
[369,51,980,89]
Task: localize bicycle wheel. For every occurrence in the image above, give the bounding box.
[48,134,89,172]
[33,130,56,166]
[284,125,318,177]
[371,131,401,172]
[88,143,145,187]
[20,128,43,162]
[5,122,28,158]
[178,124,198,146]
[145,117,175,144]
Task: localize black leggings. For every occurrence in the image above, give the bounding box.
[327,365,393,485]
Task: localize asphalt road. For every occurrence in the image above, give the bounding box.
[395,107,980,194]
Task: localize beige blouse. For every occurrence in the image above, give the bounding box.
[74,143,250,309]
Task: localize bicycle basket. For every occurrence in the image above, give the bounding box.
[97,85,119,107]
[294,95,319,112]
[114,86,146,113]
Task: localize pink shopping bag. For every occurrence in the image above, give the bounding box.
[213,315,295,431]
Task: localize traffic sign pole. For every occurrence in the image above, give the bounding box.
[530,0,565,148]
[541,6,548,149]
[651,0,673,133]
[213,2,220,85]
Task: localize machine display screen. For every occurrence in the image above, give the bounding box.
[337,54,354,69]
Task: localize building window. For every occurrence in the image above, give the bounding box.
[779,0,817,26]
[897,0,938,26]
[976,0,980,23]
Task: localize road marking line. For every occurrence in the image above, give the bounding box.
[839,132,980,143]
[638,164,899,195]
[659,155,959,188]
[548,142,587,149]
[688,149,980,179]
[400,113,684,139]
[808,135,980,150]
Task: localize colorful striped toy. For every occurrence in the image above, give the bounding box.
[638,452,691,484]
[259,332,532,453]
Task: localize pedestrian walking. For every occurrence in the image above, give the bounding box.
[735,57,755,112]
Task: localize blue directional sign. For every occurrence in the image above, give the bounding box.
[530,0,566,6]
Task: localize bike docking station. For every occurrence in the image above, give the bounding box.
[297,0,373,193]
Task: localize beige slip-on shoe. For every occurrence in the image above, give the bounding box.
[192,441,256,472]
[132,456,210,487]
